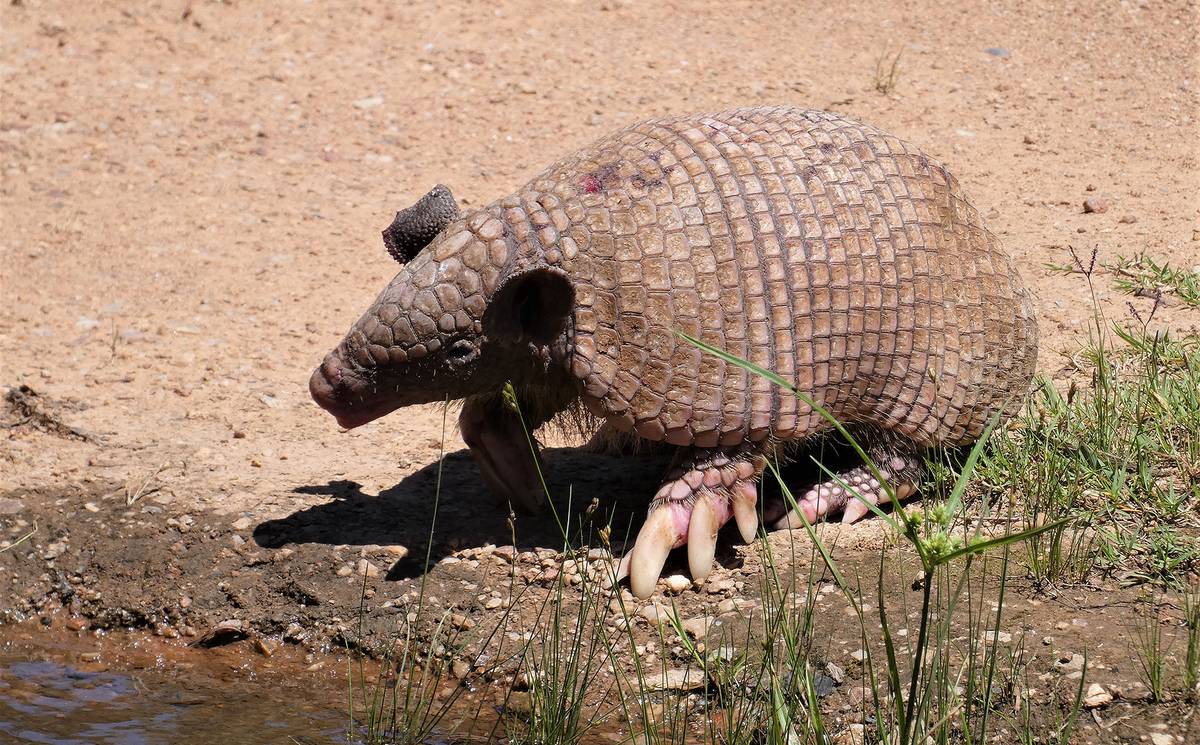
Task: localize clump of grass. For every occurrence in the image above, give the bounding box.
[1185,582,1200,696]
[873,48,903,94]
[984,247,1200,586]
[1110,252,1200,307]
[502,526,621,745]
[1133,594,1170,702]
[344,406,475,744]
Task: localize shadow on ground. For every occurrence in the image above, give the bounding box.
[253,447,673,577]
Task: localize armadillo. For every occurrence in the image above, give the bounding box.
[309,106,1038,598]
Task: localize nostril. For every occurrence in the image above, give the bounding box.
[320,357,345,386]
[310,358,347,409]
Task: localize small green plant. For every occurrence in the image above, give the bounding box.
[1184,582,1200,697]
[503,536,621,744]
[873,48,903,94]
[1110,253,1200,307]
[1132,594,1169,702]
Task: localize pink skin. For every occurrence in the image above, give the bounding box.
[620,451,922,599]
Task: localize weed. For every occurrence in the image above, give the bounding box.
[1110,252,1200,307]
[1133,594,1170,702]
[873,48,903,94]
[1185,582,1200,696]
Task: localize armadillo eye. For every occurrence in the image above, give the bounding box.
[446,339,477,363]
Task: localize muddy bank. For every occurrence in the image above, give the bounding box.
[3,479,1197,743]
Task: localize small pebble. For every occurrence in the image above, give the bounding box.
[1082,196,1109,214]
[1082,683,1111,709]
[663,574,691,594]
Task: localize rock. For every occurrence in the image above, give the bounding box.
[834,723,866,745]
[450,613,476,631]
[1082,683,1112,709]
[849,649,867,662]
[663,574,691,594]
[503,690,532,716]
[638,603,671,626]
[984,47,1011,58]
[1054,653,1085,672]
[0,497,25,514]
[42,541,67,560]
[336,564,353,577]
[493,546,516,562]
[484,596,503,610]
[353,96,384,109]
[825,661,846,684]
[1082,197,1109,214]
[1149,734,1176,745]
[451,659,470,679]
[1111,681,1151,701]
[356,559,381,578]
[715,599,736,614]
[231,516,253,531]
[812,672,837,697]
[654,668,706,691]
[1118,215,1138,224]
[681,615,711,639]
[194,619,249,648]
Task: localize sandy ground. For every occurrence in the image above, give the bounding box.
[1,1,1199,741]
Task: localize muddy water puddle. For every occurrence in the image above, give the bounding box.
[0,628,359,744]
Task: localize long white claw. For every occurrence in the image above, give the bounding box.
[841,495,872,524]
[731,487,759,543]
[773,500,816,531]
[615,552,632,583]
[629,509,676,600]
[687,498,720,583]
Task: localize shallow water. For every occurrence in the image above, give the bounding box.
[0,632,352,745]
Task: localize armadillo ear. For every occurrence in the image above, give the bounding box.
[381,184,460,264]
[485,267,574,346]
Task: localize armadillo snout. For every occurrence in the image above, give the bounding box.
[308,352,386,429]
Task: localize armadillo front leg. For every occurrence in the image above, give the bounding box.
[618,443,766,599]
[458,395,546,514]
[772,448,924,529]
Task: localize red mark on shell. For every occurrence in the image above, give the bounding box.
[581,174,602,194]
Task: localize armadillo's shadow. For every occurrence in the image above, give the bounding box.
[253,446,672,580]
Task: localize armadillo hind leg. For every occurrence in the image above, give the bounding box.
[458,395,547,514]
[617,443,768,599]
[772,448,924,530]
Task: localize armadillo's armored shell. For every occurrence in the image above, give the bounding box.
[490,107,1038,450]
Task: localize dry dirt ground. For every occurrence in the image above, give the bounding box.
[2,0,1199,742]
